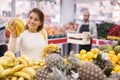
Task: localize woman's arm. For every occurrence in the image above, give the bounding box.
[8,35,21,54]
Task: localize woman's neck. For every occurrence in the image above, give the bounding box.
[28,29,38,33]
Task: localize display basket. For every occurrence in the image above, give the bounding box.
[67,32,91,45]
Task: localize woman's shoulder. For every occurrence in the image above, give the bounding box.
[19,30,29,36]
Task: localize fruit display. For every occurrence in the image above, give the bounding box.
[1,43,120,80]
[6,18,25,37]
[99,40,120,55]
[96,22,120,40]
[44,22,78,39]
[66,46,120,79]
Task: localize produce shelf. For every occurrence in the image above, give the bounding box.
[48,37,67,44]
[48,38,114,46]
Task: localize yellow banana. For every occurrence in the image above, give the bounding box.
[4,51,16,61]
[0,56,13,62]
[5,79,10,80]
[20,54,33,67]
[14,71,31,80]
[32,65,40,71]
[0,65,4,76]
[42,44,60,57]
[15,24,21,37]
[15,20,22,34]
[21,67,36,78]
[18,77,24,80]
[33,59,45,66]
[11,64,26,73]
[17,57,28,66]
[14,18,24,27]
[0,56,14,68]
[39,60,45,67]
[14,18,24,33]
[14,58,20,65]
[11,76,18,80]
[32,59,40,66]
[0,68,12,78]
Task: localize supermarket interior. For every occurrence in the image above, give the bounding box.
[0,0,120,80]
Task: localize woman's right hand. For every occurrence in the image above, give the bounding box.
[7,19,17,38]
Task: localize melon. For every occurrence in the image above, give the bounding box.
[114,45,120,55]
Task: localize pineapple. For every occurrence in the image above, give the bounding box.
[105,77,118,80]
[45,53,64,70]
[93,52,114,77]
[68,55,106,80]
[51,66,69,80]
[46,53,79,80]
[35,66,52,80]
[110,73,120,80]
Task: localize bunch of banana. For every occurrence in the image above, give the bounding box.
[0,65,4,76]
[0,66,36,80]
[0,51,46,80]
[6,18,25,37]
[42,43,60,57]
[12,66,36,80]
[4,51,16,61]
[0,56,15,68]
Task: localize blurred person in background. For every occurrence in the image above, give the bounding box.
[8,8,48,59]
[77,10,97,51]
[0,19,7,56]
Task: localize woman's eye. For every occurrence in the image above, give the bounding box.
[29,16,32,19]
[34,19,39,21]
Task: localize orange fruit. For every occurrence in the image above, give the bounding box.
[90,48,100,54]
[109,50,115,55]
[87,52,94,59]
[112,55,119,63]
[117,53,120,59]
[80,54,87,60]
[119,61,120,65]
[108,54,114,60]
[80,49,87,55]
[114,65,120,72]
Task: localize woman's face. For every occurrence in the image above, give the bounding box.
[27,12,41,32]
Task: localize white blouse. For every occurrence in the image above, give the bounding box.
[8,30,48,60]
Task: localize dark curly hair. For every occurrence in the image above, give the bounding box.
[25,8,44,32]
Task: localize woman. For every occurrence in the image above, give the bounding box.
[8,8,48,59]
